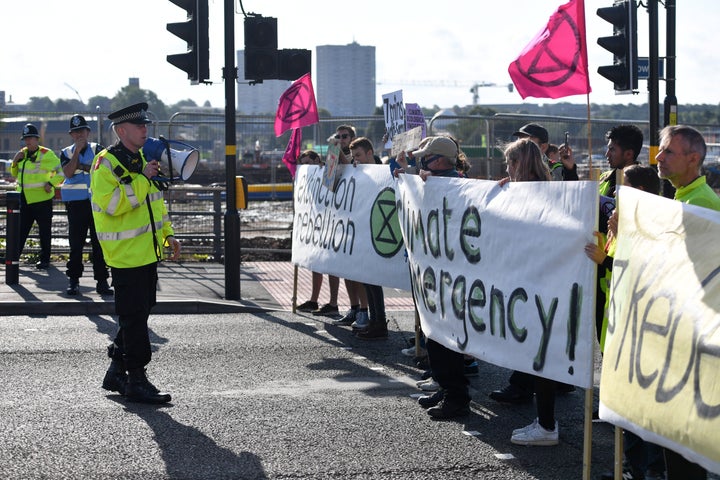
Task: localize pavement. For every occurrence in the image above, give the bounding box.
[0,260,415,316]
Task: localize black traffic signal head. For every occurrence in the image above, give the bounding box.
[597,0,637,93]
[167,0,210,84]
[277,49,312,81]
[244,16,278,80]
[243,16,312,81]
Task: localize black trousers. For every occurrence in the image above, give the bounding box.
[65,200,108,281]
[363,283,385,324]
[426,338,470,405]
[111,263,158,370]
[18,197,53,264]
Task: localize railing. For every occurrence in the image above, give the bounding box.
[0,185,294,263]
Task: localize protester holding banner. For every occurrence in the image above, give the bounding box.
[586,164,666,480]
[294,150,341,316]
[330,125,371,327]
[490,123,577,405]
[493,138,564,446]
[655,125,720,480]
[346,137,389,340]
[400,135,474,419]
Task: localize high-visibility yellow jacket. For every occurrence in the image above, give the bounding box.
[10,146,62,204]
[90,145,174,269]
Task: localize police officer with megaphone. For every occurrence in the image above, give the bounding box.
[91,102,181,405]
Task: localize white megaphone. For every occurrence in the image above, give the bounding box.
[142,136,200,182]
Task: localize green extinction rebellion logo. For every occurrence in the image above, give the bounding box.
[370,187,403,258]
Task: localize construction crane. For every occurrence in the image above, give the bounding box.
[376,80,514,105]
[469,82,514,105]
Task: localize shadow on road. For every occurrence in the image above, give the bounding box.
[109,397,268,479]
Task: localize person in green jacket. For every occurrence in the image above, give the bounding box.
[656,124,720,480]
[10,123,63,269]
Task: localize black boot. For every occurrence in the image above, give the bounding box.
[66,278,79,295]
[125,368,171,404]
[102,360,127,395]
[96,279,114,296]
[355,320,388,340]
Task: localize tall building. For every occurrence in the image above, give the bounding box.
[236,50,291,115]
[316,43,375,116]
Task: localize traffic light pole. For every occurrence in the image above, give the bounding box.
[648,0,659,163]
[663,0,677,127]
[223,0,241,300]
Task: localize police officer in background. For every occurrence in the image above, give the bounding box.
[60,115,112,296]
[91,102,180,404]
[10,123,63,269]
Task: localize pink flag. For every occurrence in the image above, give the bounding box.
[282,128,303,179]
[508,0,591,99]
[274,73,319,137]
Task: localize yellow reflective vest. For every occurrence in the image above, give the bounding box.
[90,146,174,269]
[10,146,62,204]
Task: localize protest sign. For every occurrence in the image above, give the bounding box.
[600,186,720,474]
[396,174,598,387]
[382,90,405,149]
[390,126,423,157]
[292,164,410,290]
[405,103,426,138]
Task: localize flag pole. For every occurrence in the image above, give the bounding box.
[586,93,593,179]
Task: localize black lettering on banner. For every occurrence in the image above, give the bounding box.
[452,275,469,349]
[534,295,558,372]
[460,205,481,264]
[427,208,441,258]
[566,283,581,362]
[422,266,437,313]
[695,265,720,419]
[468,279,487,332]
[508,287,529,343]
[439,269,452,319]
[609,250,720,419]
[443,198,455,261]
[490,287,506,338]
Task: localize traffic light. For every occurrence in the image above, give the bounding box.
[243,16,311,82]
[244,16,278,80]
[277,49,312,81]
[597,0,638,93]
[167,0,210,84]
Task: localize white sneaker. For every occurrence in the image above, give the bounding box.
[512,418,540,436]
[418,380,439,392]
[510,418,559,446]
[351,310,369,330]
[401,346,427,357]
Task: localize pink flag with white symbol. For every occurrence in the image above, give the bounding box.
[508,0,591,99]
[274,73,319,137]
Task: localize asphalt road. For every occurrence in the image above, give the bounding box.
[0,310,617,480]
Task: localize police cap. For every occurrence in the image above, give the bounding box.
[108,102,152,126]
[21,123,40,139]
[69,114,91,133]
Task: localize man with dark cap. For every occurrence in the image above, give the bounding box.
[91,102,181,404]
[60,114,112,296]
[10,123,63,269]
[513,122,578,181]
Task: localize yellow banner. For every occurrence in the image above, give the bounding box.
[600,187,720,473]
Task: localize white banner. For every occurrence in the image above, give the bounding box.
[292,164,411,290]
[600,186,720,474]
[396,174,598,388]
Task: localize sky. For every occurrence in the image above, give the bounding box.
[1,0,718,111]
